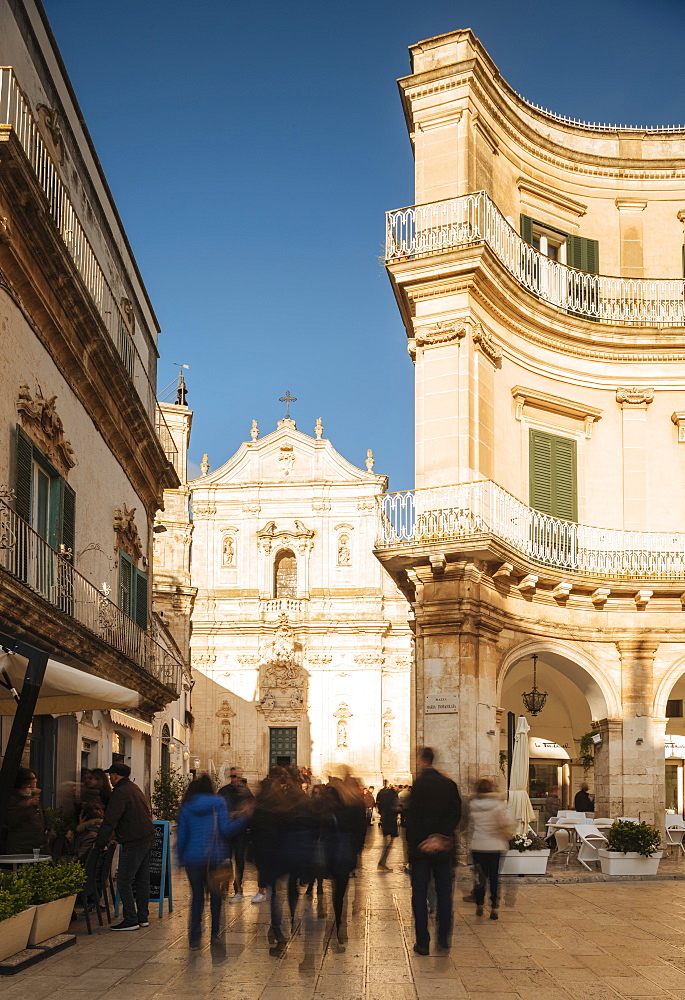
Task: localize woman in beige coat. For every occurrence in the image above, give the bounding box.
[468,778,513,919]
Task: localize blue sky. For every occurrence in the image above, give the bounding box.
[43,0,685,492]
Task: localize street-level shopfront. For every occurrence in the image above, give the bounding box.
[528,737,571,828]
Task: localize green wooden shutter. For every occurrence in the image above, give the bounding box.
[567,235,599,274]
[520,214,533,245]
[15,424,33,522]
[529,430,577,521]
[59,479,76,559]
[529,430,554,515]
[133,569,148,629]
[119,551,133,617]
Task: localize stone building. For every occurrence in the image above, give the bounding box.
[376,29,685,824]
[0,0,183,808]
[156,408,412,786]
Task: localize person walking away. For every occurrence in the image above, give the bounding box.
[362,786,375,825]
[218,766,254,902]
[405,747,461,955]
[327,776,366,948]
[177,773,250,953]
[376,783,400,870]
[573,783,594,813]
[94,763,155,931]
[2,768,46,854]
[468,778,513,920]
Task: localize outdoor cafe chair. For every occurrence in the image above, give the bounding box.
[575,824,608,870]
[550,826,573,867]
[665,818,685,856]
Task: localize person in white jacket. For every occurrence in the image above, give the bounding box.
[468,778,513,920]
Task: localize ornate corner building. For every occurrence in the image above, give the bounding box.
[375,29,685,824]
[156,410,412,785]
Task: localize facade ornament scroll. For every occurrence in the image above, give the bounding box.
[616,387,655,407]
[193,505,216,517]
[36,105,64,163]
[113,503,143,563]
[16,382,76,475]
[414,320,467,349]
[472,324,502,368]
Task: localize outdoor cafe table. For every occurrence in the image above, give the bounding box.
[0,853,51,871]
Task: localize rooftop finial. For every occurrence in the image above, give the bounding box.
[315,417,323,440]
[250,419,259,441]
[366,449,375,472]
[200,453,210,476]
[279,390,297,419]
[173,363,189,406]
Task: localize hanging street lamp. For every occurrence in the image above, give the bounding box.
[521,653,547,716]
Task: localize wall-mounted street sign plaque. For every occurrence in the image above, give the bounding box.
[425,694,458,714]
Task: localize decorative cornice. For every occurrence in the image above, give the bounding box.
[512,385,602,438]
[616,387,655,407]
[516,177,587,218]
[473,324,502,368]
[16,382,76,476]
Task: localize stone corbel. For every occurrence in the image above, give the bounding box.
[472,324,502,368]
[492,562,513,580]
[429,553,446,576]
[551,582,572,602]
[671,412,685,443]
[518,574,538,593]
[634,589,653,608]
[591,588,611,607]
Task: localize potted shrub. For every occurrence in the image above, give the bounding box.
[22,859,86,944]
[0,872,34,961]
[500,833,550,875]
[598,820,662,876]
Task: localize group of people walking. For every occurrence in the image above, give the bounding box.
[178,748,518,957]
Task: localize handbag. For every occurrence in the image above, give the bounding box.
[206,806,232,895]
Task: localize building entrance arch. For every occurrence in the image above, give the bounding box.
[498,641,616,821]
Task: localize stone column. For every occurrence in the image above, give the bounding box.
[592,718,624,818]
[617,638,663,824]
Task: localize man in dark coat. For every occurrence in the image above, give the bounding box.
[405,747,461,955]
[95,763,155,931]
[218,767,254,901]
[376,783,400,870]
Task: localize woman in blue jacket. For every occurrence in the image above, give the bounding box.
[176,774,249,950]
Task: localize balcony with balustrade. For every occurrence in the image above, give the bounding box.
[376,481,685,597]
[385,191,685,329]
[0,495,182,708]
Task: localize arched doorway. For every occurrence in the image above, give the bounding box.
[659,673,685,817]
[161,723,171,772]
[499,646,613,828]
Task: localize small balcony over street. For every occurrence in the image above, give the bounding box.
[376,481,685,585]
[0,496,182,698]
[386,191,685,327]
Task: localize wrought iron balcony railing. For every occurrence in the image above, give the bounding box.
[0,497,182,694]
[0,67,174,445]
[386,191,685,327]
[376,481,685,581]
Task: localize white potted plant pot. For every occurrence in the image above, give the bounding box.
[0,906,35,961]
[28,894,77,944]
[598,849,663,876]
[500,849,550,875]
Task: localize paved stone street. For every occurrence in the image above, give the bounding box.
[6,830,685,1000]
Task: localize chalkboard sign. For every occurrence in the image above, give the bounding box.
[149,821,173,915]
[114,820,173,919]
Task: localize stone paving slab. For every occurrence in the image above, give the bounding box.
[5,827,685,1000]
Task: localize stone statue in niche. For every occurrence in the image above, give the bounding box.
[383,720,392,750]
[221,720,231,747]
[337,718,348,748]
[337,534,351,565]
[223,535,235,566]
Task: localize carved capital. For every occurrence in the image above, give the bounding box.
[415,320,466,348]
[616,387,655,407]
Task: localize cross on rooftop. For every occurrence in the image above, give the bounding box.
[279,391,297,418]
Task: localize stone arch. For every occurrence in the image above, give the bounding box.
[653,654,685,719]
[497,638,619,721]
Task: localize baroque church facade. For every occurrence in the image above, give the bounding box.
[154,404,412,786]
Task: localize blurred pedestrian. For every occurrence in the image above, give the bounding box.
[74,802,105,861]
[218,766,254,903]
[327,776,366,947]
[468,778,513,920]
[573,783,594,813]
[3,767,46,854]
[376,783,400,870]
[406,748,461,955]
[176,773,250,953]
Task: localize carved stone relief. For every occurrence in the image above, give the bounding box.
[16,383,76,475]
[472,324,502,368]
[279,443,295,476]
[113,503,143,563]
[616,387,655,406]
[257,520,314,556]
[257,614,307,715]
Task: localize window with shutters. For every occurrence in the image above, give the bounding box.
[521,214,599,274]
[529,429,578,522]
[15,424,76,557]
[118,550,149,629]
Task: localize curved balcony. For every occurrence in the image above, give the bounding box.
[386,191,685,327]
[376,482,685,582]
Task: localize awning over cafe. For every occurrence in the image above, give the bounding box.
[0,651,140,715]
[529,736,571,760]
